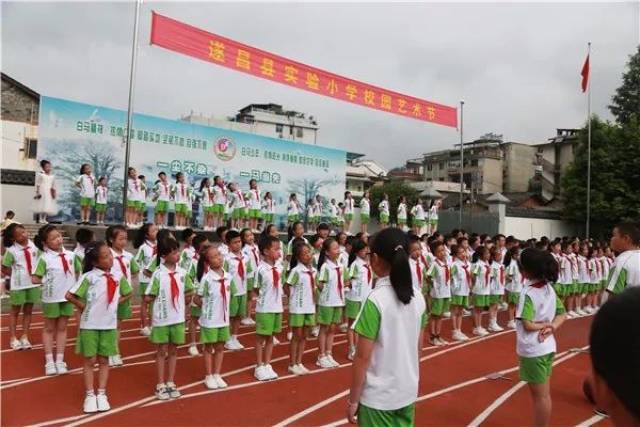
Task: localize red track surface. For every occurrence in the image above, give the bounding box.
[1,308,610,427]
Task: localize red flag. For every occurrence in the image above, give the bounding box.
[581,54,589,93]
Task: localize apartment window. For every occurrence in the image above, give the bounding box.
[296,127,303,138]
[471,159,478,166]
[24,138,37,159]
[426,164,432,171]
[289,126,294,135]
[275,124,283,133]
[438,162,444,169]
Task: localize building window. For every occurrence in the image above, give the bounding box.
[296,127,303,138]
[289,126,293,135]
[471,159,478,166]
[426,164,432,171]
[275,124,283,133]
[438,162,444,170]
[24,138,37,159]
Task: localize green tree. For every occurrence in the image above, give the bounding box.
[369,181,419,224]
[609,45,640,125]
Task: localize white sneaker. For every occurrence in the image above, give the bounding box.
[140,326,151,336]
[442,311,452,318]
[204,375,218,390]
[266,364,278,379]
[458,331,470,341]
[155,383,170,400]
[19,336,32,350]
[56,361,68,374]
[10,338,22,351]
[462,309,472,316]
[213,374,228,388]
[311,326,320,337]
[287,331,293,341]
[83,394,98,413]
[436,337,449,346]
[112,354,123,366]
[297,364,310,375]
[506,320,516,329]
[45,362,57,375]
[584,306,594,314]
[479,327,490,336]
[188,345,200,356]
[452,330,466,342]
[96,393,110,412]
[166,382,181,398]
[488,323,504,333]
[500,302,509,311]
[348,346,356,361]
[288,364,304,376]
[108,356,116,367]
[429,336,441,346]
[254,365,269,381]
[576,308,587,316]
[272,336,280,346]
[327,354,340,367]
[567,310,577,318]
[317,356,334,369]
[240,317,255,326]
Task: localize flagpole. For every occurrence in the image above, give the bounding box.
[122,0,142,222]
[459,100,464,228]
[586,42,592,239]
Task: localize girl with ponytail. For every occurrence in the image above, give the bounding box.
[348,228,426,425]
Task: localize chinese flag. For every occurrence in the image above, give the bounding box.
[581,54,590,93]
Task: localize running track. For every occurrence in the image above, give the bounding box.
[1,307,611,426]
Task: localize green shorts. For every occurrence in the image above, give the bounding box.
[76,329,118,357]
[155,200,169,214]
[289,313,316,328]
[139,282,149,297]
[358,403,415,427]
[43,301,74,318]
[519,353,554,384]
[10,287,41,306]
[450,294,469,308]
[507,291,520,305]
[380,213,389,224]
[212,204,225,214]
[175,203,189,215]
[318,306,343,325]
[201,326,230,344]
[95,203,107,213]
[421,311,429,328]
[489,294,503,305]
[247,208,262,219]
[430,297,450,316]
[345,213,354,221]
[413,219,425,228]
[191,305,202,317]
[360,214,370,225]
[230,294,248,318]
[232,208,246,220]
[202,205,215,214]
[150,322,186,345]
[429,219,438,226]
[345,300,363,319]
[263,213,274,223]
[137,201,146,212]
[256,312,283,336]
[287,214,299,223]
[117,300,132,320]
[398,218,407,226]
[472,294,490,308]
[552,283,563,298]
[80,196,95,207]
[127,200,138,208]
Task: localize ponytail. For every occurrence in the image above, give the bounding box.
[370,228,413,305]
[196,248,210,282]
[317,237,336,272]
[348,239,367,267]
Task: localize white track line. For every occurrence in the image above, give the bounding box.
[27,414,89,427]
[575,414,607,427]
[272,330,515,427]
[0,376,33,385]
[467,346,589,427]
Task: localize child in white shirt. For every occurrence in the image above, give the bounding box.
[75,163,96,225]
[95,177,109,225]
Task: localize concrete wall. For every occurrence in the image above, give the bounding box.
[1,183,36,223]
[1,78,39,124]
[503,143,535,192]
[480,158,503,194]
[2,120,38,171]
[504,216,579,239]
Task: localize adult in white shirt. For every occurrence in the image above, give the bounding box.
[348,228,426,425]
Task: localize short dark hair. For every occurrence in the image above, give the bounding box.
[259,235,280,255]
[590,287,640,422]
[615,222,640,245]
[181,228,195,242]
[5,210,15,218]
[75,228,95,245]
[225,230,241,244]
[317,223,330,231]
[519,248,558,283]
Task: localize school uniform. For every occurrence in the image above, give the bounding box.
[427,259,451,316]
[451,259,472,308]
[556,254,573,298]
[352,276,426,423]
[179,246,196,271]
[378,200,390,224]
[127,177,143,209]
[317,259,348,325]
[33,249,82,318]
[567,253,580,295]
[110,248,140,320]
[505,259,524,305]
[306,204,316,224]
[261,198,275,223]
[153,180,172,214]
[588,258,601,293]
[409,258,427,296]
[243,244,261,292]
[2,241,41,306]
[410,205,426,228]
[198,269,235,343]
[397,203,408,226]
[338,246,349,268]
[173,183,192,216]
[199,186,215,215]
[471,261,492,307]
[245,188,262,219]
[576,255,591,295]
[286,264,317,327]
[346,258,373,319]
[224,252,254,318]
[428,205,439,227]
[135,241,157,295]
[287,236,309,257]
[343,198,355,221]
[516,281,565,384]
[212,184,227,215]
[313,201,323,223]
[360,198,370,224]
[228,190,247,220]
[606,249,640,294]
[329,203,339,226]
[600,256,613,291]
[287,201,300,222]
[95,185,108,214]
[255,261,285,336]
[145,264,194,344]
[76,174,96,207]
[70,268,132,357]
[489,261,506,304]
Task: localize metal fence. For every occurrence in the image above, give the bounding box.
[438,209,500,235]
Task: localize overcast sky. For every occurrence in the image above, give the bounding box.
[2,1,638,168]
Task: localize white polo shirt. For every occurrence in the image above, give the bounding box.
[409,257,426,295]
[76,174,96,198]
[110,248,139,283]
[427,259,452,299]
[353,276,426,410]
[174,183,191,205]
[96,186,108,205]
[607,249,640,294]
[247,189,261,210]
[2,241,39,290]
[397,203,407,220]
[33,248,81,303]
[146,264,194,327]
[360,198,370,216]
[451,259,472,297]
[506,259,524,293]
[490,261,506,296]
[516,282,564,357]
[471,261,492,295]
[198,269,234,328]
[135,241,156,283]
[224,251,253,296]
[212,185,227,205]
[347,258,373,302]
[154,180,172,202]
[286,263,317,314]
[378,200,389,216]
[255,261,284,313]
[318,259,348,307]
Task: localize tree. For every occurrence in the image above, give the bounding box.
[609,45,640,126]
[369,181,419,224]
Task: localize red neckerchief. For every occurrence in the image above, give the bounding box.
[87,174,94,187]
[484,262,490,286]
[414,259,422,284]
[235,255,245,281]
[499,265,505,285]
[237,190,244,204]
[207,188,213,202]
[168,271,180,311]
[363,263,372,285]
[59,252,71,275]
[219,278,227,322]
[461,261,471,284]
[254,189,259,201]
[116,255,128,277]
[436,259,450,284]
[335,266,344,301]
[104,272,118,306]
[22,247,33,274]
[304,269,315,296]
[251,247,259,266]
[272,266,280,289]
[181,184,185,198]
[530,281,547,289]
[149,242,157,256]
[133,179,139,192]
[163,181,169,195]
[420,254,428,269]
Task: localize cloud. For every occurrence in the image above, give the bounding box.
[2,1,638,169]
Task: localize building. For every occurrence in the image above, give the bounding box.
[346,153,388,197]
[531,129,579,201]
[181,103,319,145]
[1,73,40,223]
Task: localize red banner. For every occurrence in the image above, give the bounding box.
[150,12,458,128]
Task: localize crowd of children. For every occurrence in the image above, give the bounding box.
[2,217,639,422]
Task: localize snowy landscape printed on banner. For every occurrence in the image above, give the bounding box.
[38,96,346,224]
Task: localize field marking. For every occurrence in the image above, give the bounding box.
[575,414,607,427]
